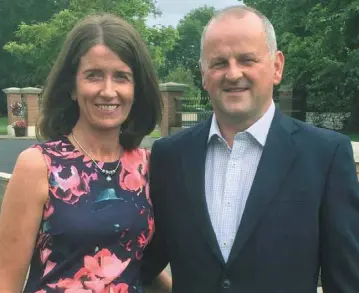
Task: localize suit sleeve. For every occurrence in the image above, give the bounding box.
[320,136,359,292]
[141,140,170,284]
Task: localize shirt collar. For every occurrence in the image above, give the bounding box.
[208,100,275,147]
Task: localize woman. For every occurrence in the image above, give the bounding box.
[0,14,169,292]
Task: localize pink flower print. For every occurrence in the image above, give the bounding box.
[83,280,105,292]
[115,283,129,293]
[43,200,54,220]
[64,289,93,293]
[137,216,155,250]
[125,240,132,252]
[83,249,131,282]
[35,290,47,293]
[40,248,52,264]
[44,140,84,160]
[137,232,147,248]
[43,260,56,277]
[36,231,51,249]
[148,216,155,242]
[121,149,147,173]
[48,278,83,290]
[50,165,96,204]
[119,168,146,193]
[119,149,149,193]
[105,283,129,293]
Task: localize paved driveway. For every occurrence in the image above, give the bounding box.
[0,136,156,174]
[0,139,38,173]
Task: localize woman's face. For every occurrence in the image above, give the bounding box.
[73,44,135,131]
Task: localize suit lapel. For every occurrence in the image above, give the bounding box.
[181,118,226,265]
[227,111,298,266]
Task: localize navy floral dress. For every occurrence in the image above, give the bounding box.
[23,136,154,293]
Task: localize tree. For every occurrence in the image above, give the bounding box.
[162,6,216,96]
[245,0,359,131]
[162,66,200,98]
[3,0,177,88]
[0,0,70,114]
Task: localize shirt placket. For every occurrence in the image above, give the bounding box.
[220,136,245,261]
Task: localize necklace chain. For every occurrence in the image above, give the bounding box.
[71,132,121,182]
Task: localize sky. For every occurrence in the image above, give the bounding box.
[146,0,243,27]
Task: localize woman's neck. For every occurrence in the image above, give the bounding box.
[70,123,122,162]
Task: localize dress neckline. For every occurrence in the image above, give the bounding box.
[62,135,124,165]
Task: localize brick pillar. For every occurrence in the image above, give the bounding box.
[2,87,22,135]
[21,87,42,137]
[159,82,188,137]
[277,84,293,117]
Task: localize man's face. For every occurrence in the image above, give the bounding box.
[200,13,285,126]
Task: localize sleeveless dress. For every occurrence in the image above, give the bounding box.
[23,136,154,293]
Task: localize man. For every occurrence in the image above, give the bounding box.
[142,4,359,293]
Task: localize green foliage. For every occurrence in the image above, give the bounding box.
[245,0,359,130]
[162,6,216,95]
[0,117,8,135]
[145,25,179,70]
[162,65,200,97]
[0,0,70,113]
[3,0,176,86]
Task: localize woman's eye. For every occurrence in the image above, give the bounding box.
[86,72,102,80]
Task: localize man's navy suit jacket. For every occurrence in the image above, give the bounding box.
[141,109,359,293]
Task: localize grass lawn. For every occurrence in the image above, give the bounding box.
[150,128,161,138]
[347,133,359,142]
[0,117,7,135]
[0,115,357,142]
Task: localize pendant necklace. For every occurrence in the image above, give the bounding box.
[71,132,121,182]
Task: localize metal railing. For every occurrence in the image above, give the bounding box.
[177,96,212,127]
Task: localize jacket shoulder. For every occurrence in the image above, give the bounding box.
[291,117,350,145]
[152,121,209,151]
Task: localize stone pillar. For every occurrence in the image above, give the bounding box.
[159,82,188,137]
[2,88,22,135]
[277,84,293,117]
[22,87,42,137]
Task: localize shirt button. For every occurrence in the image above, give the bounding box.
[226,201,231,206]
[223,241,228,247]
[222,279,231,288]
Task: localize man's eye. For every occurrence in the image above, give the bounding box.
[242,59,255,64]
[212,61,226,68]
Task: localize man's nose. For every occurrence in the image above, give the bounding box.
[225,61,243,81]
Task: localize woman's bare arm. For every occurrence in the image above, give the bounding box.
[0,148,48,292]
[145,269,172,293]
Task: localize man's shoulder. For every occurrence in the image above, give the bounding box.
[153,121,208,150]
[289,116,350,145]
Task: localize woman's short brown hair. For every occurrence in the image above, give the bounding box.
[37,13,162,150]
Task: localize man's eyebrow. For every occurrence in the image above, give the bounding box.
[239,52,257,57]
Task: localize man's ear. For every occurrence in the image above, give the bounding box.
[199,60,207,91]
[273,51,285,86]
